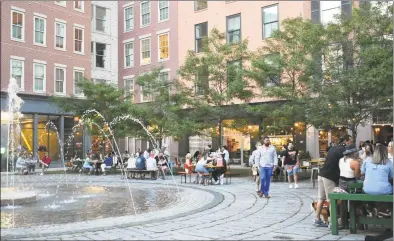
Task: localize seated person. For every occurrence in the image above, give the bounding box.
[39,152,52,176]
[195,152,212,184]
[184,153,193,174]
[101,153,113,175]
[136,152,146,170]
[212,153,225,185]
[82,154,94,174]
[26,152,37,174]
[127,156,137,169]
[339,145,360,191]
[16,153,28,175]
[361,143,393,217]
[157,153,168,180]
[146,152,158,179]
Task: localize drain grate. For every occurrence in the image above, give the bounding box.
[273,235,293,240]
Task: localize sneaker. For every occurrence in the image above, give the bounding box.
[313,219,324,226]
[215,180,220,185]
[295,184,299,189]
[219,178,224,185]
[40,173,44,176]
[289,184,293,189]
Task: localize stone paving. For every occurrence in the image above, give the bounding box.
[1,174,391,240]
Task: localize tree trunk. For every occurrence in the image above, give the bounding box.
[349,124,358,143]
[219,119,223,147]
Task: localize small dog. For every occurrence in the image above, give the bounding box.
[311,201,330,224]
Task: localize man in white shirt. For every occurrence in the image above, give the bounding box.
[256,136,278,198]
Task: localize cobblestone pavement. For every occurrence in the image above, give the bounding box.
[1,174,390,240]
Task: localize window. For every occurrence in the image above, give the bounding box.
[124,42,134,67]
[320,1,341,25]
[124,78,134,101]
[74,0,84,11]
[159,1,169,22]
[55,1,66,6]
[94,79,107,84]
[227,60,242,84]
[195,0,207,11]
[158,33,169,61]
[10,59,24,90]
[124,6,134,31]
[95,6,107,32]
[264,54,281,85]
[74,27,84,53]
[195,22,208,53]
[262,5,278,39]
[159,71,169,82]
[34,17,46,45]
[55,67,66,94]
[195,67,208,96]
[140,1,151,27]
[94,43,107,68]
[226,14,241,44]
[11,10,24,41]
[55,22,66,50]
[73,70,84,96]
[140,37,151,65]
[33,63,46,92]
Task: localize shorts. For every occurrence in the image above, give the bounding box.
[252,164,259,176]
[286,165,300,176]
[318,176,336,201]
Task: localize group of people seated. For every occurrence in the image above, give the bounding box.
[15,150,52,175]
[125,148,172,180]
[314,136,393,227]
[184,145,230,185]
[73,152,115,175]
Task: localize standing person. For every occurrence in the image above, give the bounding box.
[222,146,230,165]
[249,142,262,194]
[256,137,278,198]
[283,143,300,189]
[314,135,353,227]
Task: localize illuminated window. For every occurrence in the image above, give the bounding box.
[158,33,169,61]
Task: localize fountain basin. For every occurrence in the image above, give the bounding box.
[1,188,37,206]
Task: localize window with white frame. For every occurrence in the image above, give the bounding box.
[195,67,208,96]
[124,6,134,31]
[159,1,169,22]
[320,1,341,25]
[140,37,151,65]
[124,78,134,101]
[11,10,24,41]
[140,1,151,27]
[74,70,84,95]
[226,14,241,44]
[34,16,45,45]
[124,42,134,67]
[55,1,66,6]
[74,0,84,11]
[159,71,169,82]
[93,42,107,68]
[94,79,107,84]
[74,27,84,53]
[10,59,24,90]
[95,6,107,32]
[158,33,169,61]
[262,5,278,39]
[55,67,66,94]
[55,21,66,50]
[33,63,46,92]
[195,22,208,53]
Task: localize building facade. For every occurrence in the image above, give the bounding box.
[0,1,92,168]
[117,0,179,156]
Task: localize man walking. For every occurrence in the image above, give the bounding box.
[249,142,262,194]
[314,135,353,227]
[257,137,278,198]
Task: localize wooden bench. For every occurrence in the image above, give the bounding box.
[328,192,393,235]
[126,168,155,179]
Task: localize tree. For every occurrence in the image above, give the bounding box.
[246,17,328,140]
[177,28,255,144]
[135,67,204,147]
[314,1,393,140]
[247,2,393,141]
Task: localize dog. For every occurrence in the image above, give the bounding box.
[311,201,330,225]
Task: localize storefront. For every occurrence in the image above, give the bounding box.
[317,127,348,158]
[0,93,90,170]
